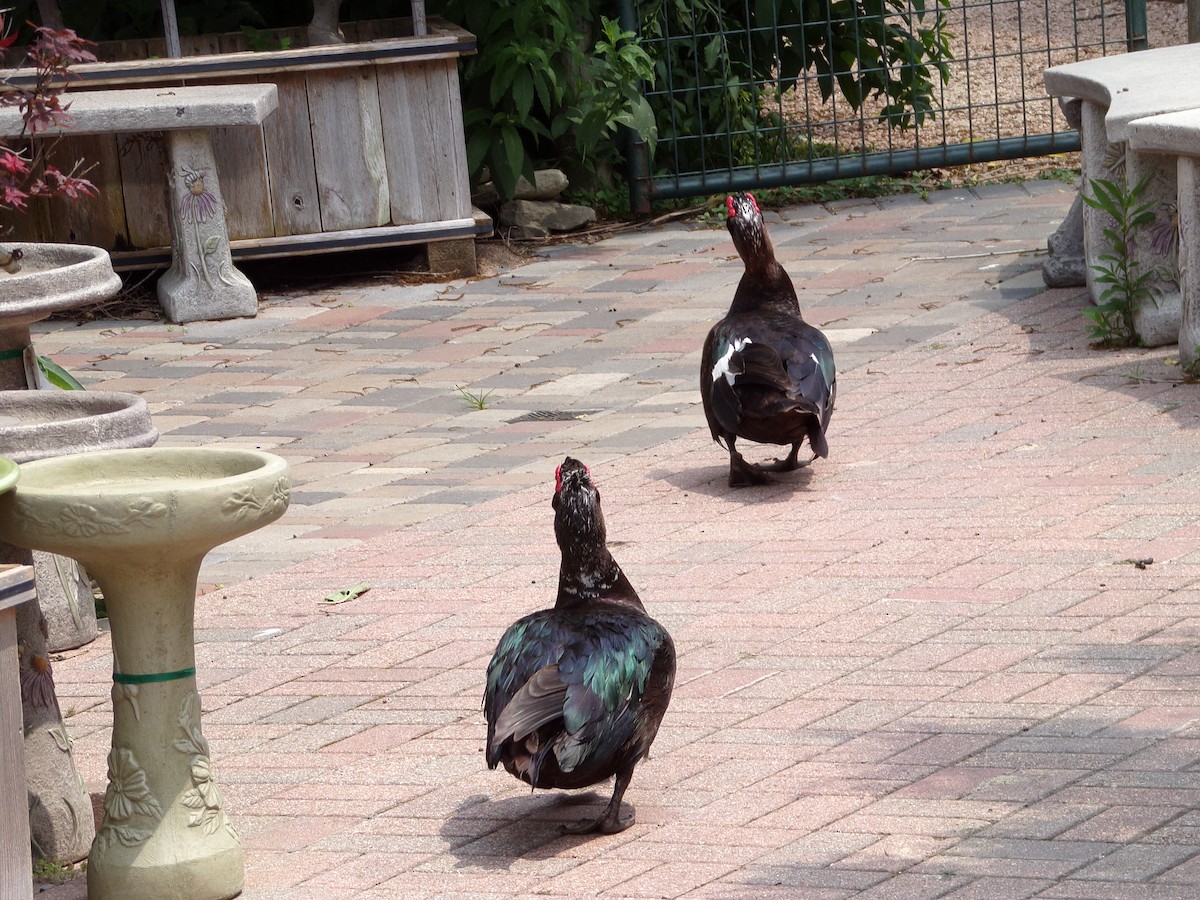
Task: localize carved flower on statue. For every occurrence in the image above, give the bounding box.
[54,503,110,537]
[95,747,162,851]
[20,653,55,708]
[45,498,168,536]
[182,756,227,834]
[175,691,231,835]
[180,167,219,224]
[222,477,289,520]
[103,747,163,822]
[1151,202,1179,258]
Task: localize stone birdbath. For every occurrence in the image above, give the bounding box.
[0,242,121,391]
[0,390,159,650]
[0,391,159,868]
[0,446,290,900]
[0,241,124,864]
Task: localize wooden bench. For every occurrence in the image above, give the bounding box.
[0,84,278,324]
[1045,44,1200,347]
[0,564,36,900]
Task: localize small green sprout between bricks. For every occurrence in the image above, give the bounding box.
[456,385,494,410]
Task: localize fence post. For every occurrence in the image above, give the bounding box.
[1126,0,1147,51]
[617,0,653,216]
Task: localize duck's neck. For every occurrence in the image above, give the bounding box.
[555,542,642,610]
[729,259,801,316]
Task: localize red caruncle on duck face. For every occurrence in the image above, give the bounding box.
[554,460,592,495]
[726,192,760,220]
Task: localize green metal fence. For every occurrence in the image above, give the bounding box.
[618,0,1148,211]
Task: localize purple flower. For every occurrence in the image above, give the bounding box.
[180,168,219,224]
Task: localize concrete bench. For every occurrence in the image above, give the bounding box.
[0,84,278,324]
[1044,44,1200,347]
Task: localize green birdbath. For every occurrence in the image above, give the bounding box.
[0,446,290,900]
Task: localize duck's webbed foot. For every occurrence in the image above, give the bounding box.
[758,443,814,473]
[561,768,636,835]
[729,451,773,487]
[726,436,772,487]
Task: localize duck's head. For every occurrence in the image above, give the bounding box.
[726,191,770,263]
[552,456,605,550]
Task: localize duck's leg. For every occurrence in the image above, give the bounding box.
[728,436,772,487]
[562,765,636,835]
[759,442,814,472]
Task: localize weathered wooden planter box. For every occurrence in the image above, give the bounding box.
[3,17,489,274]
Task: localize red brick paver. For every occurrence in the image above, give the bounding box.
[33,182,1200,897]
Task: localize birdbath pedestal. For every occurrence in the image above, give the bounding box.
[0,447,291,900]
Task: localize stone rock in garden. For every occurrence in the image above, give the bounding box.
[504,222,551,240]
[473,169,570,206]
[500,200,597,236]
[32,551,96,652]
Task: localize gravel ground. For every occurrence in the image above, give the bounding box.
[778,0,1187,178]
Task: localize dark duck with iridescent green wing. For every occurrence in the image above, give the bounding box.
[483,457,675,834]
[701,192,837,486]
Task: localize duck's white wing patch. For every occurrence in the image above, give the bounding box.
[711,337,752,386]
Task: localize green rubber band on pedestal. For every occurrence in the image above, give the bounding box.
[113,667,196,685]
[0,347,25,361]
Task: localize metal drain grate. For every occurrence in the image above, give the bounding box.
[507,409,604,423]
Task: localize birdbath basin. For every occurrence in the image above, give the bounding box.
[0,390,159,652]
[0,446,290,900]
[0,390,158,464]
[0,242,121,389]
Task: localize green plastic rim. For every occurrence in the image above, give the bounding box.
[0,457,18,494]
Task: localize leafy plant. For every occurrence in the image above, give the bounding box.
[567,17,657,166]
[240,25,291,52]
[1080,175,1157,347]
[0,15,98,212]
[455,384,493,410]
[441,0,577,199]
[637,0,954,172]
[0,14,97,389]
[436,1,659,200]
[32,856,83,884]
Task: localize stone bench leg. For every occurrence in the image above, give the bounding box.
[1079,100,1181,347]
[1178,156,1200,373]
[1125,148,1180,347]
[157,129,258,324]
[1043,99,1086,289]
[1079,100,1116,304]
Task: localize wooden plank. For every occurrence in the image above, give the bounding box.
[181,32,223,57]
[46,132,129,248]
[110,212,489,268]
[4,21,477,89]
[117,133,171,249]
[0,565,33,900]
[205,77,274,241]
[306,66,389,232]
[378,58,471,224]
[261,71,322,236]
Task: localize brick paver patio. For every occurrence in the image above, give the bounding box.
[32,180,1200,898]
